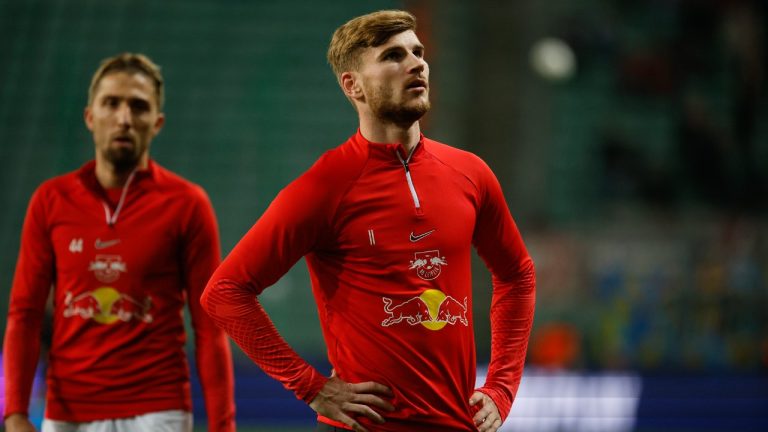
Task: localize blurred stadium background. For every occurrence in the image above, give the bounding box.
[1,0,767,431]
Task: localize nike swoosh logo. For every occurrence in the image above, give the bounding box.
[409,229,436,242]
[94,238,121,249]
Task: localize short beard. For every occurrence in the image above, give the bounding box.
[103,147,141,173]
[369,84,430,128]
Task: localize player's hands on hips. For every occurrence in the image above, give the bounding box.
[470,391,502,432]
[4,414,37,432]
[309,370,395,432]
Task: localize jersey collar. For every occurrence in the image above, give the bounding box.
[77,159,157,194]
[353,129,426,162]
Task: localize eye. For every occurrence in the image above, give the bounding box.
[129,99,151,113]
[383,50,404,61]
[102,96,119,108]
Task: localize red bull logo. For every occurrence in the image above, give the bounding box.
[88,254,126,283]
[62,292,101,319]
[110,295,153,323]
[409,250,447,280]
[63,287,153,324]
[382,289,468,331]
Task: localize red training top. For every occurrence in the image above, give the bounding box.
[4,160,236,431]
[203,131,535,431]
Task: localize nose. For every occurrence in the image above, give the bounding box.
[407,53,427,75]
[115,102,132,127]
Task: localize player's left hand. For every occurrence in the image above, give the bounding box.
[469,391,502,432]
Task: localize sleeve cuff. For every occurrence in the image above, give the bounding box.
[296,367,329,404]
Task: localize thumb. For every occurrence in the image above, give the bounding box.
[468,391,484,406]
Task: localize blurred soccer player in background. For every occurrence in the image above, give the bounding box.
[3,53,235,432]
[202,10,535,432]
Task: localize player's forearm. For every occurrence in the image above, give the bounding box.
[201,280,328,402]
[2,311,44,418]
[481,257,536,420]
[194,330,236,432]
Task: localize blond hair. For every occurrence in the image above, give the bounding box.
[327,10,417,79]
[88,52,164,109]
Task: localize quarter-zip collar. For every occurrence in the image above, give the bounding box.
[352,129,426,164]
[352,129,426,215]
[77,160,157,227]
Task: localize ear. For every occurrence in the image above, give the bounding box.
[84,106,94,131]
[340,71,363,100]
[153,112,165,134]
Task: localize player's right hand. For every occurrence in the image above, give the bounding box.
[309,371,395,432]
[4,414,37,432]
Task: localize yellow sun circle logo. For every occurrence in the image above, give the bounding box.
[419,289,448,331]
[91,287,121,324]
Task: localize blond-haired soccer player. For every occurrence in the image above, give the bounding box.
[4,53,235,432]
[203,10,535,432]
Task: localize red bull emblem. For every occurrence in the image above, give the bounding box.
[63,288,153,325]
[88,254,127,283]
[381,297,432,326]
[382,289,468,331]
[62,291,101,319]
[435,295,469,326]
[409,250,447,280]
[110,295,153,323]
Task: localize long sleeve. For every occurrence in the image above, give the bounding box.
[183,188,236,432]
[201,165,344,403]
[3,188,54,418]
[472,167,536,421]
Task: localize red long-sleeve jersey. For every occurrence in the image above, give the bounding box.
[202,131,535,431]
[3,160,236,431]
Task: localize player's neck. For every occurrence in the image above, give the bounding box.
[359,116,421,153]
[95,154,148,189]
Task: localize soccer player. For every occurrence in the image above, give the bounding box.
[3,53,236,432]
[202,10,535,432]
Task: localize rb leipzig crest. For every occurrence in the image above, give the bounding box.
[409,250,447,280]
[88,254,127,283]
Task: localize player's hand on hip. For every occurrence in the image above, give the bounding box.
[4,414,37,432]
[309,371,395,432]
[470,391,502,432]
